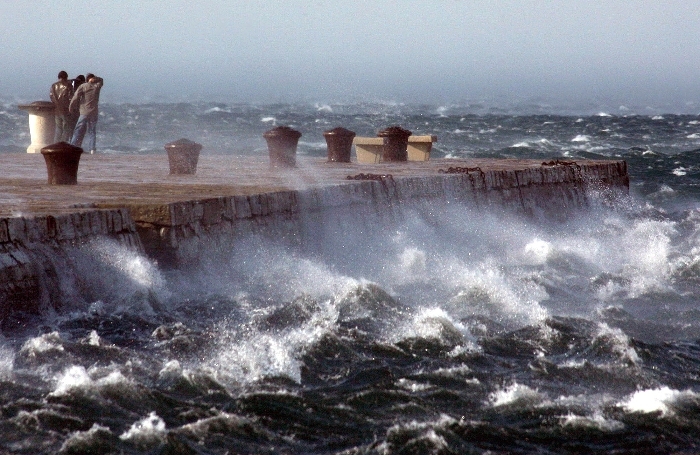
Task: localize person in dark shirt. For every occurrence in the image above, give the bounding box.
[49,71,74,142]
[71,74,85,92]
[67,75,86,137]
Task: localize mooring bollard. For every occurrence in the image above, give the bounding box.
[378,125,412,162]
[323,127,356,163]
[40,141,83,185]
[165,138,202,175]
[263,126,301,168]
[18,101,56,154]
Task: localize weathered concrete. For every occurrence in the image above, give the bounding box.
[0,154,628,318]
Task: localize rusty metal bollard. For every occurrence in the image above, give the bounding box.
[165,138,202,175]
[263,126,301,168]
[378,125,412,162]
[40,141,83,185]
[323,127,356,163]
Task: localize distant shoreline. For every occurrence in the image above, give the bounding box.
[2,97,699,117]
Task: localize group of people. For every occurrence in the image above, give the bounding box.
[49,71,104,154]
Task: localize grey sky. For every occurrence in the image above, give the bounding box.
[3,0,699,109]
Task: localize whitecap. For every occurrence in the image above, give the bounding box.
[382,417,453,452]
[448,262,549,327]
[594,322,640,364]
[69,238,169,314]
[204,106,230,114]
[50,365,134,398]
[158,359,183,383]
[686,133,700,139]
[672,167,687,176]
[560,411,624,431]
[396,378,433,392]
[397,307,472,348]
[119,411,167,448]
[571,135,591,142]
[215,331,303,383]
[261,116,276,123]
[59,423,114,454]
[210,296,338,384]
[652,115,665,120]
[596,112,612,117]
[20,331,65,357]
[432,364,473,377]
[178,411,253,440]
[51,365,92,396]
[488,382,544,407]
[619,386,698,416]
[84,330,103,346]
[512,141,530,148]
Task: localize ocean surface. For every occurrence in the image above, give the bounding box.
[2,101,700,454]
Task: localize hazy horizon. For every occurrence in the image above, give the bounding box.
[3,1,700,113]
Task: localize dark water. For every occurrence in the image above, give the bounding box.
[2,102,700,454]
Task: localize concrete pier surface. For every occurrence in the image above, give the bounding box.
[0,153,628,318]
[0,154,627,216]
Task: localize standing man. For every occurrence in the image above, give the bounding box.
[68,74,86,134]
[69,73,104,154]
[71,74,85,92]
[49,71,74,142]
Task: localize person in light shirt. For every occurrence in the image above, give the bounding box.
[69,73,104,154]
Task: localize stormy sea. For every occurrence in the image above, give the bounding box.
[2,100,700,454]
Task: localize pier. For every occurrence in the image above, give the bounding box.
[0,153,628,319]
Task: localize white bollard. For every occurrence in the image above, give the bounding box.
[17,101,56,154]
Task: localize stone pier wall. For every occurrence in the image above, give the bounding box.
[132,161,629,266]
[0,160,629,321]
[0,209,141,322]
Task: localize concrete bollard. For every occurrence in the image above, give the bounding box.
[323,127,356,163]
[18,101,56,154]
[263,126,301,168]
[354,135,437,163]
[378,126,412,162]
[165,138,202,175]
[407,135,438,161]
[40,141,83,185]
[353,137,384,163]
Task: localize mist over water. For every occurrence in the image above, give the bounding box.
[3,102,700,453]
